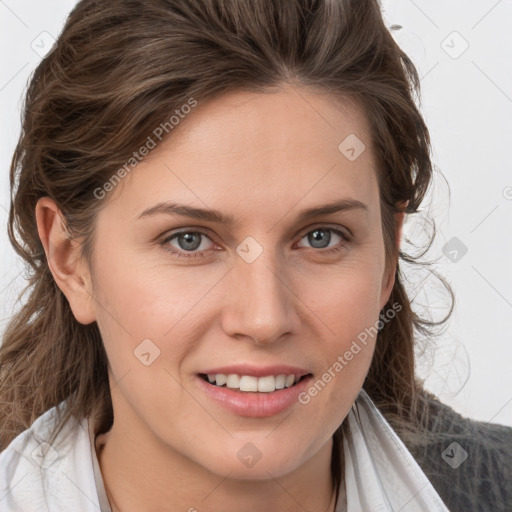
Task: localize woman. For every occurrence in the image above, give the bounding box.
[0,0,510,511]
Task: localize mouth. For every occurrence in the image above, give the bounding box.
[198,372,313,393]
[196,371,314,417]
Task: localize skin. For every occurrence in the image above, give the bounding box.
[36,84,405,512]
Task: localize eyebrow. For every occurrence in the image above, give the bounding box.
[136,198,368,225]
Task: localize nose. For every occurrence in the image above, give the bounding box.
[220,249,300,346]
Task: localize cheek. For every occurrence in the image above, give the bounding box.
[297,258,385,330]
[295,263,383,385]
[92,245,210,336]
[297,277,381,422]
[91,252,228,398]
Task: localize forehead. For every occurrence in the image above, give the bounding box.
[102,85,379,223]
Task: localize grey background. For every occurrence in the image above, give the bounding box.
[1,0,511,426]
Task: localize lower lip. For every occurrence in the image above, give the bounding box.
[196,375,313,418]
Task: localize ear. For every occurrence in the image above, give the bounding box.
[379,200,408,311]
[35,196,96,325]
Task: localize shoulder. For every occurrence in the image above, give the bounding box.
[403,393,512,512]
[0,401,100,512]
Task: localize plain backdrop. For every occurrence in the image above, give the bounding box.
[1,0,511,426]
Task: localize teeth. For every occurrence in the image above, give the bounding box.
[257,375,275,392]
[204,373,304,392]
[226,374,240,388]
[240,375,258,392]
[275,374,286,389]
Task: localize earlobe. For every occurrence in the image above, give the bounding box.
[35,197,96,325]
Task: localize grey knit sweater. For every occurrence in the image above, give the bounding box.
[400,396,512,512]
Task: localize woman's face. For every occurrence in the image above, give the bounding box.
[83,85,401,479]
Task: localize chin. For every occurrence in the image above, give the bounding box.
[197,446,305,481]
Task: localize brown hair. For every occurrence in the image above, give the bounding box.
[1,0,453,507]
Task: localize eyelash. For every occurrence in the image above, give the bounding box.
[159,226,350,260]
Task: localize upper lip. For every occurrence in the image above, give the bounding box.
[199,364,311,378]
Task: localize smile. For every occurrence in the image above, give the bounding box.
[199,373,311,392]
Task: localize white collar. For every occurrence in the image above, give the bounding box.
[337,389,449,511]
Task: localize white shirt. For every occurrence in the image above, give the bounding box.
[0,389,449,511]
